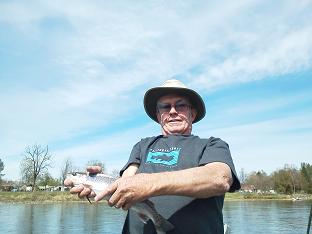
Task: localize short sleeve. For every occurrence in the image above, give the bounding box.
[199,137,241,192]
[119,141,141,176]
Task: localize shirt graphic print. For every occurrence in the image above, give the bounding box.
[146,147,181,166]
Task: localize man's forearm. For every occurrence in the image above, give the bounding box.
[122,164,139,178]
[147,162,233,198]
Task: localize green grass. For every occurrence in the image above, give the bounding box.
[0,191,311,203]
[225,192,312,200]
[0,191,82,203]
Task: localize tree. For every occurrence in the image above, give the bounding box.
[0,158,4,182]
[20,144,52,191]
[60,158,73,184]
[272,165,301,194]
[300,162,312,193]
[38,172,59,188]
[286,164,301,194]
[245,170,272,192]
[239,168,247,184]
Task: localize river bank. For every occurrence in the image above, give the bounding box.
[1,199,309,234]
[1,191,311,203]
[0,191,81,203]
[225,192,311,201]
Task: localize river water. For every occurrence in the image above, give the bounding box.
[0,200,310,234]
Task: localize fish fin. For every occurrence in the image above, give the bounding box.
[144,199,155,208]
[154,214,174,233]
[155,230,166,234]
[141,199,174,232]
[137,213,149,224]
[86,196,92,204]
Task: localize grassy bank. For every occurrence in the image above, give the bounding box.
[0,191,311,203]
[225,192,312,200]
[0,191,82,203]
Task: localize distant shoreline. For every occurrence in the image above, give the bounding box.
[0,191,311,203]
[225,192,311,201]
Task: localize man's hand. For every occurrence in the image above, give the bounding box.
[64,165,102,199]
[95,173,155,210]
[94,162,233,208]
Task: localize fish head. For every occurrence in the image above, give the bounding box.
[66,172,87,187]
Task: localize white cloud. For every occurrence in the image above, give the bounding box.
[221,91,312,117]
[1,0,312,180]
[48,122,159,178]
[196,112,312,174]
[191,25,312,90]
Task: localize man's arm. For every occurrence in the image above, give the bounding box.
[151,162,233,198]
[122,163,139,178]
[95,162,233,210]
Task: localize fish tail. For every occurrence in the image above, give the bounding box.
[154,214,174,233]
[155,230,166,234]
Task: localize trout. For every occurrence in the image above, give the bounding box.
[66,172,174,234]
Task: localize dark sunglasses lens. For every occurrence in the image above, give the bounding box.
[157,104,171,112]
[175,103,188,112]
[157,102,189,113]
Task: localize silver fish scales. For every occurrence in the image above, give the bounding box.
[66,172,174,234]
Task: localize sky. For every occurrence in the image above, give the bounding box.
[0,0,311,181]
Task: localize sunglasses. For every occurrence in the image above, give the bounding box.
[157,101,191,114]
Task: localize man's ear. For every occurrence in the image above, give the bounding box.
[156,111,161,124]
[191,108,197,122]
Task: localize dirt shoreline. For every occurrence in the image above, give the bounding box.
[1,191,311,203]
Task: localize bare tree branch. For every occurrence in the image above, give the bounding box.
[60,158,73,184]
[20,144,52,191]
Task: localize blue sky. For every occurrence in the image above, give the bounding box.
[0,0,311,181]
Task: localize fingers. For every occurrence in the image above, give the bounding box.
[69,186,95,199]
[107,188,121,207]
[64,178,73,187]
[89,190,96,198]
[94,188,111,202]
[78,187,92,198]
[110,194,132,211]
[122,203,132,211]
[104,179,132,210]
[86,165,102,174]
[70,185,84,194]
[95,181,118,202]
[106,180,120,205]
[94,175,145,210]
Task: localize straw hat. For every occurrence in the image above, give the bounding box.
[143,79,206,123]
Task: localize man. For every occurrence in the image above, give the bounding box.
[65,79,241,234]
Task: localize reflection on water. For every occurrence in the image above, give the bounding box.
[223,200,311,234]
[0,200,311,234]
[0,202,126,234]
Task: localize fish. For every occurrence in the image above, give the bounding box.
[66,172,174,234]
[151,154,174,162]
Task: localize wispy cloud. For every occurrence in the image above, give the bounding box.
[0,1,311,179]
[196,112,312,173]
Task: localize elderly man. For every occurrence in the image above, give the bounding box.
[65,79,240,234]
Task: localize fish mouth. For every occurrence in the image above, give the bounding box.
[68,171,87,176]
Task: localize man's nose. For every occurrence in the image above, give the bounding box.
[168,105,178,114]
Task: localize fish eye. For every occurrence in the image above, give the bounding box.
[89,173,97,177]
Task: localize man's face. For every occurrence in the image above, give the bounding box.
[156,94,197,135]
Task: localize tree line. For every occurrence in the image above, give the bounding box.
[1,144,110,192]
[0,144,311,194]
[240,163,312,194]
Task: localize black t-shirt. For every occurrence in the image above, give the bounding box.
[120,135,241,234]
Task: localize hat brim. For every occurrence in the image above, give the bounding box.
[144,87,206,124]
